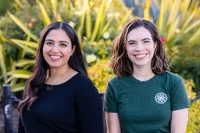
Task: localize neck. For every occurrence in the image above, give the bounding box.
[49,65,71,78]
[132,65,155,81]
[45,65,77,85]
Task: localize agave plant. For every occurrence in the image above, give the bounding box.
[0,0,133,93]
[142,0,200,46]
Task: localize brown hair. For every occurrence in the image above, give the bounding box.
[18,22,87,114]
[109,19,169,77]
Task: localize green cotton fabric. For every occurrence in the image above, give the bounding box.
[104,72,189,133]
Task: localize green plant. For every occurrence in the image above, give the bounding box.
[185,79,200,133]
[0,0,133,93]
[88,59,114,92]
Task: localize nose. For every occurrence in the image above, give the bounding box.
[51,45,59,53]
[135,43,144,51]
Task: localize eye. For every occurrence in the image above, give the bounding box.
[60,43,67,47]
[128,42,136,45]
[46,42,53,45]
[143,40,150,43]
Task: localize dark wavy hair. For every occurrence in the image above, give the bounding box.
[110,19,169,77]
[18,22,87,114]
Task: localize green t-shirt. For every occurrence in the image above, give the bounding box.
[104,72,189,133]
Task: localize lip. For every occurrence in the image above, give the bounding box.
[49,55,62,61]
[134,53,147,60]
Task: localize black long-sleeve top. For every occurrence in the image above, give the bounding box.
[18,73,104,133]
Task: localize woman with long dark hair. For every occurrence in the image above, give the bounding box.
[18,22,104,133]
[104,19,189,133]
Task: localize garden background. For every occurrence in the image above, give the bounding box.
[0,0,200,133]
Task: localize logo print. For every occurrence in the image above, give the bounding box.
[155,92,168,104]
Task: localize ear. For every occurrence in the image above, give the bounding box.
[154,42,157,49]
[71,45,76,55]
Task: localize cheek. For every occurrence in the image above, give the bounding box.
[42,47,47,56]
[42,45,51,53]
[62,49,73,56]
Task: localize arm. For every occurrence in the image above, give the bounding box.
[169,75,189,133]
[76,77,104,133]
[106,112,121,133]
[17,116,25,133]
[170,108,188,133]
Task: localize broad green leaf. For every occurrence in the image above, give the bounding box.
[3,37,36,55]
[15,59,35,67]
[51,0,57,17]
[85,0,92,38]
[0,31,7,81]
[10,39,38,49]
[7,12,38,42]
[56,12,63,21]
[16,43,36,55]
[77,1,85,41]
[183,19,200,33]
[181,10,196,30]
[0,45,7,81]
[117,10,132,30]
[180,0,190,18]
[167,0,181,26]
[12,82,26,92]
[90,0,112,41]
[144,0,151,20]
[7,70,32,79]
[167,16,180,42]
[37,0,51,26]
[157,0,167,32]
[14,0,23,8]
[189,27,200,44]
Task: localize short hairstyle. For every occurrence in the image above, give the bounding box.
[109,19,169,77]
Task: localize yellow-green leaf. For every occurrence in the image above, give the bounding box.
[7,12,38,42]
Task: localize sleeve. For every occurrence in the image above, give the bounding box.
[104,81,118,112]
[170,76,190,111]
[17,116,25,133]
[75,77,104,133]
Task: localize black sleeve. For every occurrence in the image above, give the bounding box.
[75,77,104,133]
[17,116,25,133]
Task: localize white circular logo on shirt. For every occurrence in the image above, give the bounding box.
[155,92,168,104]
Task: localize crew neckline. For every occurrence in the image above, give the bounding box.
[44,72,81,87]
[130,74,158,84]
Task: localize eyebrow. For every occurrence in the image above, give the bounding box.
[127,38,151,43]
[45,39,69,44]
[141,38,151,41]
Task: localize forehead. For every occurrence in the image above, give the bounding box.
[45,29,71,42]
[127,27,152,41]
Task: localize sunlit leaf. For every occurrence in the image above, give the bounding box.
[7,12,38,42]
[37,0,51,26]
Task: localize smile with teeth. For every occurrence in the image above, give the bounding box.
[134,53,147,58]
[50,55,62,59]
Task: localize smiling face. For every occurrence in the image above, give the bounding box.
[126,27,157,69]
[43,29,75,70]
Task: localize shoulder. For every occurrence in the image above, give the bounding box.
[108,76,129,85]
[72,73,98,93]
[158,72,185,91]
[73,73,94,85]
[107,76,131,93]
[159,71,183,82]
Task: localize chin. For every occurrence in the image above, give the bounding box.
[134,61,151,67]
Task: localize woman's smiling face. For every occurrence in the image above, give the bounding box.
[43,29,75,69]
[126,27,157,69]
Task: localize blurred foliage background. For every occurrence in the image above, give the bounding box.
[0,0,200,132]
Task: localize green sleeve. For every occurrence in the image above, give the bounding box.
[170,76,190,111]
[104,81,118,112]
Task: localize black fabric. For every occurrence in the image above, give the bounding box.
[18,73,104,133]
